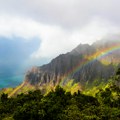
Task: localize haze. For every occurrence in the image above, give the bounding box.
[0,0,120,88]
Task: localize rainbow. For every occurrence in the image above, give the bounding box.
[61,43,120,84]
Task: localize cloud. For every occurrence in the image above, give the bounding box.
[0,0,120,28]
[31,17,119,59]
[0,15,119,60]
[0,15,41,39]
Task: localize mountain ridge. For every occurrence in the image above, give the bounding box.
[24,39,120,92]
[2,38,120,96]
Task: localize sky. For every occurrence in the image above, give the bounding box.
[0,0,120,87]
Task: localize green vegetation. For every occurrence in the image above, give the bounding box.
[63,79,82,94]
[0,69,120,120]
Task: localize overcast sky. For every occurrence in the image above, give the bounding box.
[0,0,120,76]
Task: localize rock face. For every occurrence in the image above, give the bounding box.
[25,39,120,87]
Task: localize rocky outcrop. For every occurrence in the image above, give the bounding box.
[25,39,120,87]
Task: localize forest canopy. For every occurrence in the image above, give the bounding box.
[0,69,120,120]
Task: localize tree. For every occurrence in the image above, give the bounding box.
[0,93,8,102]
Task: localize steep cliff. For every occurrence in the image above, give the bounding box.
[24,39,120,88]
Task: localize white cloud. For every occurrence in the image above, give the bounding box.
[0,15,119,60]
[0,0,120,28]
[0,15,40,39]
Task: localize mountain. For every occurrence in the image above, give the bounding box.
[23,38,120,92]
[3,37,120,96]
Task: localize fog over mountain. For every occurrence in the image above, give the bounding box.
[0,0,120,88]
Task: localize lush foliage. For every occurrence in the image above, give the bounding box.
[0,69,120,120]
